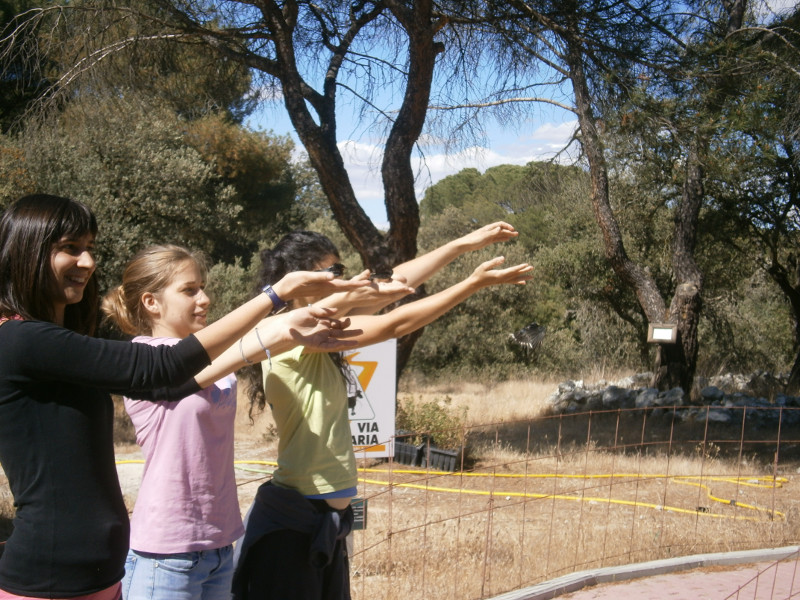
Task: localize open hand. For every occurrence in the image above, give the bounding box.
[459,222,519,252]
[470,256,534,287]
[285,305,362,351]
[275,270,370,303]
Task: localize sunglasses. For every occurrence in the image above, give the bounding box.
[317,263,346,278]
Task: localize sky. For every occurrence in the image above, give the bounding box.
[246,99,579,228]
[245,0,797,229]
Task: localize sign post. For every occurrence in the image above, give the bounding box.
[344,340,396,552]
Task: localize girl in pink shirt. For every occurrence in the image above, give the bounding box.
[102,245,367,600]
[0,195,363,600]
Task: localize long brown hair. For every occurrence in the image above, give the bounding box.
[0,194,99,334]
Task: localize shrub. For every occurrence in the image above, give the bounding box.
[396,395,468,451]
[206,256,259,323]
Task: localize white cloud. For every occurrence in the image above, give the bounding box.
[336,120,579,224]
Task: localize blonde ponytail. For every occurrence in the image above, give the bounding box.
[101,245,207,337]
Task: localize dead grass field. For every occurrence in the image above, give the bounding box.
[2,373,798,600]
[231,373,800,599]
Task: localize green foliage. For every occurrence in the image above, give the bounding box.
[593,4,800,381]
[698,269,793,375]
[0,141,33,199]
[0,94,303,294]
[419,167,482,217]
[54,0,256,123]
[290,158,335,224]
[411,160,648,378]
[0,0,795,384]
[206,256,260,324]
[407,235,537,378]
[0,0,52,132]
[407,153,794,380]
[396,395,467,451]
[182,116,299,262]
[1,97,237,289]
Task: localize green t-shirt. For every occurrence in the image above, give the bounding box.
[263,346,358,495]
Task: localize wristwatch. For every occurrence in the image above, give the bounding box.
[262,284,288,314]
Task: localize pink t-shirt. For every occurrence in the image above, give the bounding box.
[124,336,243,554]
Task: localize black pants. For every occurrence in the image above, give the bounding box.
[236,504,351,600]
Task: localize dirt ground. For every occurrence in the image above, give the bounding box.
[4,395,799,600]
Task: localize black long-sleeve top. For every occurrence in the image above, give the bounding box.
[0,319,210,598]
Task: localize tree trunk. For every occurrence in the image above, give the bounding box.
[788,348,800,393]
[261,0,443,373]
[652,283,702,393]
[651,141,705,393]
[767,257,800,393]
[565,33,705,392]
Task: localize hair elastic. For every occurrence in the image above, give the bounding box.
[239,337,253,365]
[254,327,272,370]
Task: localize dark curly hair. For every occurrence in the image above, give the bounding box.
[242,231,357,419]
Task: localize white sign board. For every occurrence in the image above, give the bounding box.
[647,323,677,343]
[344,339,396,459]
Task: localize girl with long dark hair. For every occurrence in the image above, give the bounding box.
[0,195,363,600]
[232,227,531,600]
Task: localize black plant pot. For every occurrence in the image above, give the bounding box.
[422,447,460,472]
[393,440,424,466]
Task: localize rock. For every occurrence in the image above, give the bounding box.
[656,387,684,407]
[585,393,604,411]
[635,388,659,409]
[546,371,798,423]
[695,407,733,423]
[557,381,577,394]
[602,386,629,408]
[700,386,724,402]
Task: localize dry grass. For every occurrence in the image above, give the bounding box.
[398,378,562,426]
[356,375,800,599]
[346,446,799,599]
[233,374,800,599]
[0,473,12,542]
[2,374,798,600]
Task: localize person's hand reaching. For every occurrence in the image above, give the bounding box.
[285,306,362,350]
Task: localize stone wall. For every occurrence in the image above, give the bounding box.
[546,371,800,427]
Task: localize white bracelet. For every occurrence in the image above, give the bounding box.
[254,327,272,370]
[239,337,253,365]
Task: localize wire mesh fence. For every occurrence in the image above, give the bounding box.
[343,405,800,599]
[5,402,798,597]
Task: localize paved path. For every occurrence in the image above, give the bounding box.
[558,559,799,599]
[489,547,800,600]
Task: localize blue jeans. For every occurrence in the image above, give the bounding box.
[122,545,234,600]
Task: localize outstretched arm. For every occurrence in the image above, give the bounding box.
[304,257,533,352]
[316,222,519,317]
[191,306,360,388]
[193,270,368,361]
[392,221,519,289]
[315,269,415,317]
